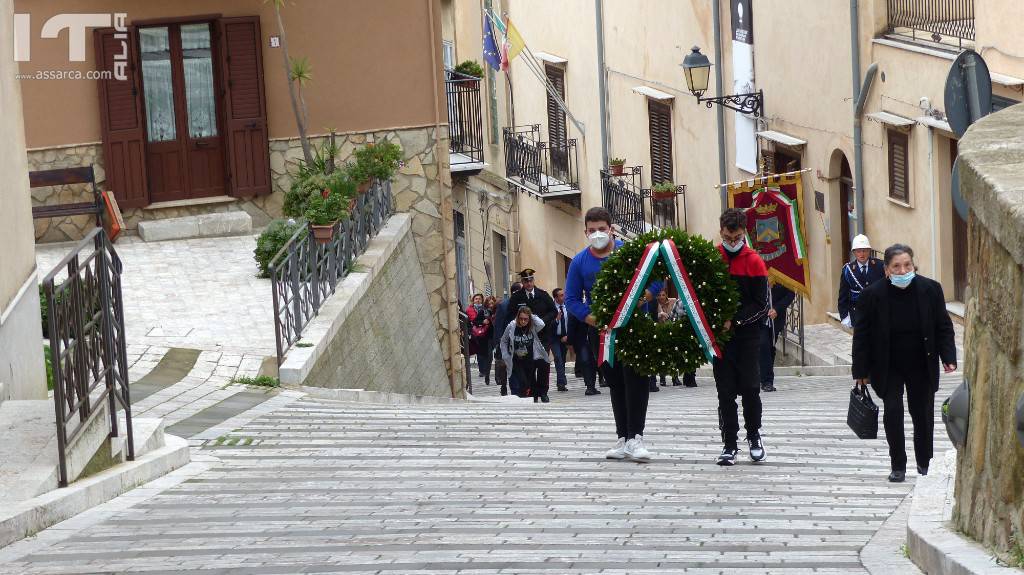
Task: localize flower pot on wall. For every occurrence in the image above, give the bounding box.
[309,223,337,245]
[357,179,373,194]
[610,164,625,176]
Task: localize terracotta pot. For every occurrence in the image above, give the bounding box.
[348,197,357,211]
[610,164,625,176]
[309,223,337,244]
[652,191,676,200]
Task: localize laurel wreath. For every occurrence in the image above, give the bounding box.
[590,229,740,376]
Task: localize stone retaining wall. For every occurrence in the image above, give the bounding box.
[954,103,1024,562]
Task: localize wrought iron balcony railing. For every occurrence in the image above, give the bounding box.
[445,70,484,170]
[600,166,687,237]
[503,125,580,199]
[886,0,974,48]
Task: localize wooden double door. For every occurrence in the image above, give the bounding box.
[95,17,271,208]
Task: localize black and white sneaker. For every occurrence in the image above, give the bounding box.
[747,434,767,462]
[716,446,739,466]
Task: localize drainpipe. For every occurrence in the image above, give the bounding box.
[595,0,609,168]
[927,128,938,276]
[713,0,728,209]
[851,0,871,236]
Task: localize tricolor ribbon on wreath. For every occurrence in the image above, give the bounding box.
[598,239,722,367]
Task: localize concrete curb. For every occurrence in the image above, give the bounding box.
[907,449,1020,574]
[300,386,465,405]
[279,214,410,386]
[0,434,190,549]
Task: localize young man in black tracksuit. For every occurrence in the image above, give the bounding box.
[714,208,771,466]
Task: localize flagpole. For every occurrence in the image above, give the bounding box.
[487,9,585,137]
[713,167,812,189]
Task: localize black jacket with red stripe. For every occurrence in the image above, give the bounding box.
[718,244,770,339]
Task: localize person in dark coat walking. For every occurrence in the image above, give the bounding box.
[852,244,957,483]
[492,282,522,396]
[551,288,571,391]
[759,283,796,392]
[567,306,600,395]
[508,269,558,347]
[838,234,885,329]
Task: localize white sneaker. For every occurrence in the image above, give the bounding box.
[604,438,628,460]
[625,436,651,462]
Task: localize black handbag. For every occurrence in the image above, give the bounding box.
[847,384,879,439]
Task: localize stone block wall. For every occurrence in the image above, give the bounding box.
[29,124,464,395]
[954,104,1024,561]
[302,220,450,397]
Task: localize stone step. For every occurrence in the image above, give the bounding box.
[138,211,252,242]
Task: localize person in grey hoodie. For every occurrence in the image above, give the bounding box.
[500,306,551,403]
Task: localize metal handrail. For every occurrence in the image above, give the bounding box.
[886,0,974,48]
[269,179,394,364]
[43,227,133,487]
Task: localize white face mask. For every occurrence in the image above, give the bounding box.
[723,238,745,253]
[588,231,611,250]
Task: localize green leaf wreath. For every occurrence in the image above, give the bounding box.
[590,228,740,376]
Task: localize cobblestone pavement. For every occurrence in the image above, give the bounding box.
[1,372,959,574]
[36,234,275,357]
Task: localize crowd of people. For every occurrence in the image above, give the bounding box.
[465,204,957,480]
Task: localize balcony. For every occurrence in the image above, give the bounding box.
[600,166,686,238]
[886,0,974,50]
[445,70,484,173]
[503,125,580,203]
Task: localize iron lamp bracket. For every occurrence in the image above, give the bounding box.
[696,90,764,117]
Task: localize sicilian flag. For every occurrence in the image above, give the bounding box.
[500,17,526,71]
[661,239,722,362]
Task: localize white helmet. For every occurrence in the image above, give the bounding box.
[851,234,871,251]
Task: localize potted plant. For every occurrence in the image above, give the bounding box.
[346,160,373,194]
[651,181,678,200]
[354,141,404,191]
[453,60,484,88]
[304,188,346,244]
[609,157,626,176]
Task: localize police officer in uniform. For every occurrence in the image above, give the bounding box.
[838,234,885,329]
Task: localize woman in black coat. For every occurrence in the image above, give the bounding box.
[852,244,957,483]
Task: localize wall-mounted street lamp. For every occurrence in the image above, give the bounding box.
[680,46,764,117]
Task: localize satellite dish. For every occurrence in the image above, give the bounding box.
[951,157,967,220]
[944,50,993,138]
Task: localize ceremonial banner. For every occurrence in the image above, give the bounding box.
[727,172,811,297]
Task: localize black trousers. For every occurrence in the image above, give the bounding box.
[713,334,762,447]
[882,364,935,472]
[512,357,549,398]
[586,326,648,438]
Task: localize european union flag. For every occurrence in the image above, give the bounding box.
[482,14,501,71]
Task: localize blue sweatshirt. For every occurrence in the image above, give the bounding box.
[564,240,623,323]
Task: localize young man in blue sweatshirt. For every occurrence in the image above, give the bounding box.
[565,207,652,462]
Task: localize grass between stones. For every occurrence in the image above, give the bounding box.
[230,375,281,388]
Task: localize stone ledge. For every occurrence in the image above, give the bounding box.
[959,104,1024,266]
[138,211,252,242]
[278,213,412,386]
[907,449,1020,575]
[300,386,465,406]
[0,433,190,548]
